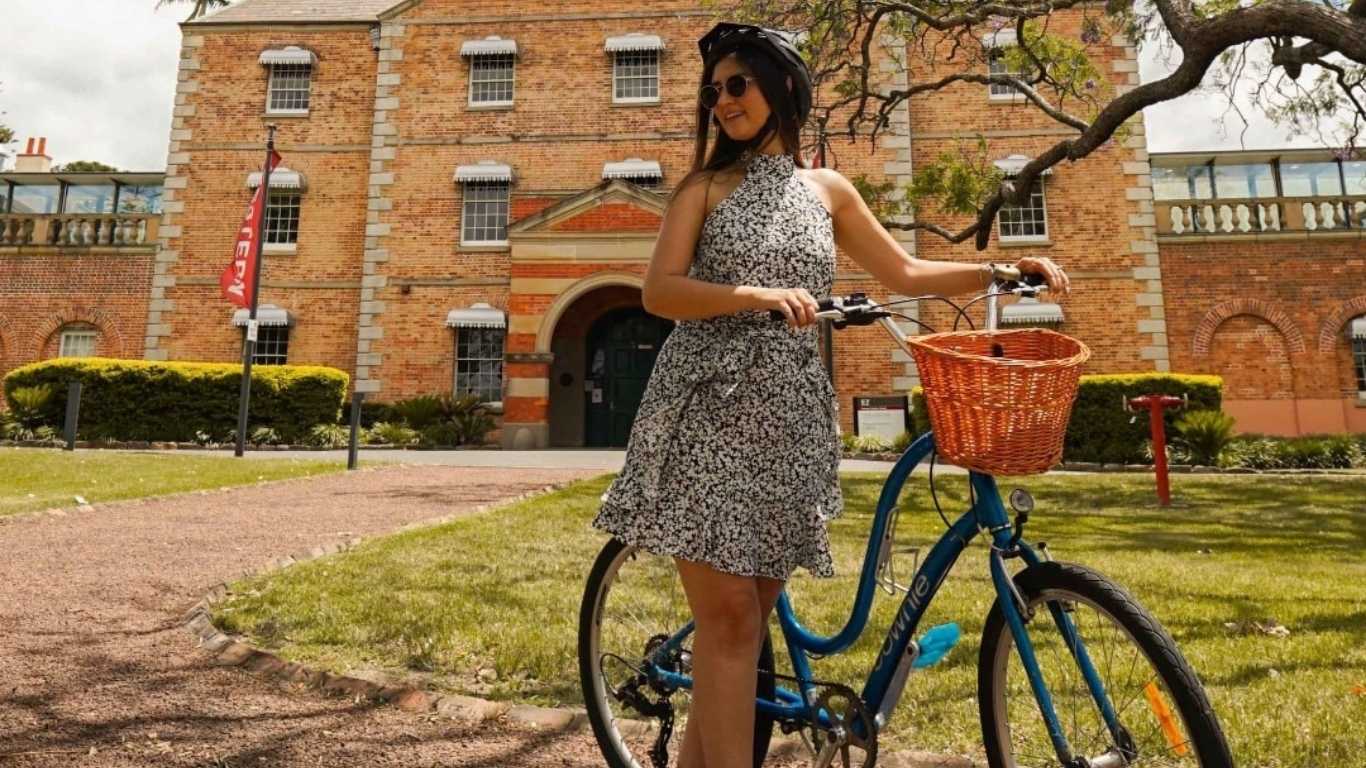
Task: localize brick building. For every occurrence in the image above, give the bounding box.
[1,0,1362,442]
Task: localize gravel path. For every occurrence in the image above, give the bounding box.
[0,464,704,767]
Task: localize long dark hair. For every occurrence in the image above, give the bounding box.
[672,43,808,202]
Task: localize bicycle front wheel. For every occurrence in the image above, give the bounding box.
[978,561,1232,768]
[578,537,776,768]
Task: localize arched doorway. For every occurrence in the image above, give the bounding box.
[584,308,673,447]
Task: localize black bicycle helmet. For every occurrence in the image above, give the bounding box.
[697,21,814,123]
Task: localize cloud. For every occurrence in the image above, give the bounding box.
[0,2,1344,171]
[1,0,186,170]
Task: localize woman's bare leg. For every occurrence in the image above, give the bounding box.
[673,557,766,768]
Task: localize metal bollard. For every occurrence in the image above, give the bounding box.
[63,381,82,451]
[1124,393,1186,506]
[347,392,365,470]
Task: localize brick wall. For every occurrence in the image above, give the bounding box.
[1162,237,1366,434]
[0,252,153,380]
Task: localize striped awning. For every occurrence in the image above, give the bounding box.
[247,167,306,190]
[445,303,505,329]
[605,33,664,52]
[460,36,518,57]
[454,162,513,183]
[259,46,316,66]
[994,155,1054,177]
[981,28,1017,48]
[232,305,292,327]
[1351,317,1366,339]
[603,158,662,181]
[1001,297,1064,325]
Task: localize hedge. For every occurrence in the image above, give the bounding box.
[912,372,1223,465]
[2,357,348,443]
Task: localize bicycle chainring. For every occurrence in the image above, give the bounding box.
[814,683,879,768]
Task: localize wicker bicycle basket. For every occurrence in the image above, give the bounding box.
[906,328,1091,475]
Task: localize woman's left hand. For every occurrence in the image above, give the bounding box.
[1013,256,1070,298]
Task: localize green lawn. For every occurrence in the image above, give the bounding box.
[0,447,343,517]
[215,473,1366,766]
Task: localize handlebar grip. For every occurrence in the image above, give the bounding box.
[767,296,837,321]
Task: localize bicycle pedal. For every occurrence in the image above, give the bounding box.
[911,623,960,669]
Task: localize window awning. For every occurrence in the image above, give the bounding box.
[259,46,316,66]
[445,303,506,329]
[981,28,1017,48]
[1351,317,1366,339]
[605,33,664,52]
[232,305,292,327]
[994,155,1054,177]
[603,158,662,180]
[454,162,513,183]
[247,167,307,190]
[460,36,518,57]
[1001,297,1064,325]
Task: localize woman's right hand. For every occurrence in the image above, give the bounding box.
[751,287,820,328]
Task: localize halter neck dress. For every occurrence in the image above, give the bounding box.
[591,150,842,580]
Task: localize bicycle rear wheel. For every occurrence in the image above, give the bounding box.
[978,561,1232,768]
[578,537,776,768]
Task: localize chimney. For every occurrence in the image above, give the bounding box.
[15,136,53,173]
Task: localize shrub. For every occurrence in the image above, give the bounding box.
[891,430,914,453]
[249,426,282,446]
[2,358,348,443]
[1221,434,1366,469]
[392,394,445,430]
[305,423,349,448]
[7,384,56,429]
[1173,409,1237,466]
[911,373,1223,464]
[368,421,419,446]
[420,422,465,448]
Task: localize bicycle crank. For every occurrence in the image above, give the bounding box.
[812,684,878,768]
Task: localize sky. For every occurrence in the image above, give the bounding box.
[0,0,1335,172]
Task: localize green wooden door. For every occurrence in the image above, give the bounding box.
[585,309,672,447]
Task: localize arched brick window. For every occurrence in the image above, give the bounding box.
[1349,316,1366,396]
[57,323,98,358]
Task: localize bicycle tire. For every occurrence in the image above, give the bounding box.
[978,561,1232,768]
[579,537,776,768]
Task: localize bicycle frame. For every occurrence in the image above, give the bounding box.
[643,430,1122,765]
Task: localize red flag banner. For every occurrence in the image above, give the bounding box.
[220,150,283,308]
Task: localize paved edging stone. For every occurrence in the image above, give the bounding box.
[179,478,972,766]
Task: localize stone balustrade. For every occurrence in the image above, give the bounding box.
[0,213,160,248]
[1158,196,1366,236]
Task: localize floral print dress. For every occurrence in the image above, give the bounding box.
[591,150,842,581]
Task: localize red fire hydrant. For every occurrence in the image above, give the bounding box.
[1125,394,1186,506]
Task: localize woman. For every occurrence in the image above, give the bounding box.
[591,21,1069,768]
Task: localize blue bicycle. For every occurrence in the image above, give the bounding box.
[579,273,1232,768]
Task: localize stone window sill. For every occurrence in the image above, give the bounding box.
[997,237,1052,248]
[264,243,298,255]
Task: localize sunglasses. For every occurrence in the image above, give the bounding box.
[699,74,759,109]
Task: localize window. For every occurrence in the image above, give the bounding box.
[1342,160,1366,196]
[267,63,312,114]
[10,184,59,214]
[1281,162,1343,197]
[454,327,505,403]
[117,184,163,215]
[461,181,509,244]
[987,48,1023,99]
[243,325,289,366]
[998,178,1048,241]
[1152,165,1214,201]
[614,50,660,103]
[63,185,116,214]
[59,328,97,358]
[469,53,515,106]
[264,191,301,246]
[1353,319,1366,395]
[1212,163,1276,199]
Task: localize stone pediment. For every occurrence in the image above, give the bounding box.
[508,180,666,238]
